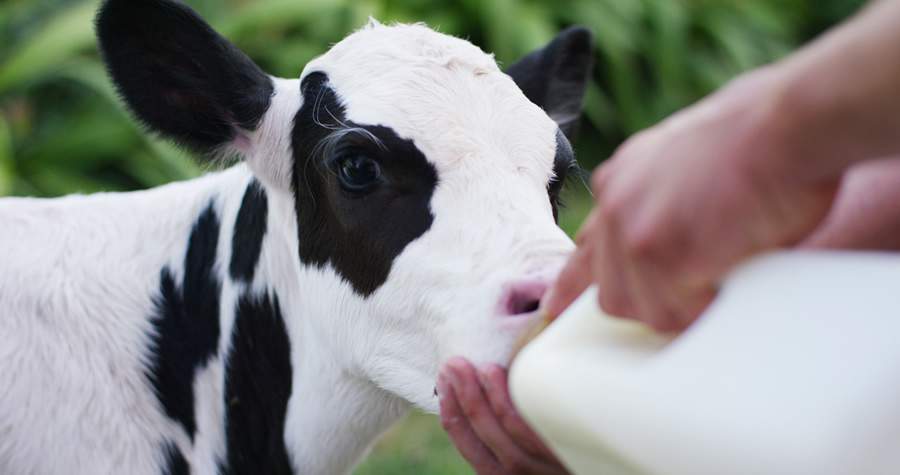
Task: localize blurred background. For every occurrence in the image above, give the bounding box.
[0,0,865,473]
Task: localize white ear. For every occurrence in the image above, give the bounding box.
[245,77,301,191]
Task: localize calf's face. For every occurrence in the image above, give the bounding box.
[98,1,592,412]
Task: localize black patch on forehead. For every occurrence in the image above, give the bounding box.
[161,441,188,475]
[147,203,222,440]
[219,293,293,475]
[290,72,438,296]
[549,129,578,222]
[230,180,268,283]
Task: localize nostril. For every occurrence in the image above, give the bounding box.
[510,295,541,315]
[500,280,549,316]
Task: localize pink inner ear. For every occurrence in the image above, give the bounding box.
[232,133,252,154]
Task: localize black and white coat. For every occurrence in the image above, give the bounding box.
[0,1,593,474]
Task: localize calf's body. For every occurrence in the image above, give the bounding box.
[1,165,411,474]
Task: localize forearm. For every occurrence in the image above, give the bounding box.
[768,0,900,182]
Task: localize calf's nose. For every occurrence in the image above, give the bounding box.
[498,279,550,316]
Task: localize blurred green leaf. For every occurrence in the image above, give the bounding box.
[0,0,99,93]
[56,60,201,180]
[0,115,12,195]
[216,0,346,38]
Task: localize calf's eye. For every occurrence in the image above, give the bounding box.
[336,155,382,193]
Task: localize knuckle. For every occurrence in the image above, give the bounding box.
[623,225,661,261]
[597,197,624,227]
[459,399,483,422]
[494,402,514,425]
[625,237,655,262]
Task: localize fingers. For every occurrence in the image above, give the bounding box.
[444,358,532,469]
[440,358,570,475]
[439,363,502,474]
[593,207,709,332]
[588,153,714,331]
[592,208,637,318]
[480,365,563,465]
[624,254,693,332]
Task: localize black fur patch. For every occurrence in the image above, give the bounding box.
[147,203,222,440]
[230,180,268,283]
[506,26,594,139]
[161,441,189,475]
[290,72,438,296]
[549,129,578,222]
[219,293,293,475]
[96,0,274,153]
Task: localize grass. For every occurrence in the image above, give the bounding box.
[355,412,474,475]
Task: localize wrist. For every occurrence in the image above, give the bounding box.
[758,0,900,183]
[773,63,854,181]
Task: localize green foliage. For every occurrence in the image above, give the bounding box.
[356,412,474,475]
[0,0,866,197]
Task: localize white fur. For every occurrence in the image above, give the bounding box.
[0,22,573,475]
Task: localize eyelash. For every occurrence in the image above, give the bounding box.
[550,163,588,211]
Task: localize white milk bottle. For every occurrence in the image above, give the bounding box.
[510,251,900,475]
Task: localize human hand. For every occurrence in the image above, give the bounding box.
[438,357,568,475]
[544,69,840,331]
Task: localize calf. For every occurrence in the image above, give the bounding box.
[0,0,592,473]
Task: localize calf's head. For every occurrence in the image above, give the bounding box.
[98,0,592,412]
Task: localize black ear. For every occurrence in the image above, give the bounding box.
[96,0,274,153]
[506,27,594,139]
